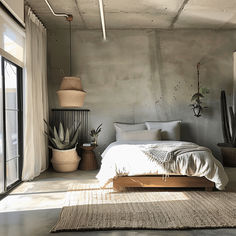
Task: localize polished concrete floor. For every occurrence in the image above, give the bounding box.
[0,168,236,236]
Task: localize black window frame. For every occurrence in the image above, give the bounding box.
[0,56,23,198]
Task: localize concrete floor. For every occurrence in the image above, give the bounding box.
[0,168,235,236]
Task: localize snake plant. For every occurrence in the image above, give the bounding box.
[44,120,81,150]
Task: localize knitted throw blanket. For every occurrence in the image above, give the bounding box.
[141,143,211,170]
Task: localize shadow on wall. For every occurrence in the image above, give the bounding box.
[181,122,196,142]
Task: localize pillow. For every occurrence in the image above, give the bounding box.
[145,121,181,141]
[114,122,146,141]
[119,129,161,142]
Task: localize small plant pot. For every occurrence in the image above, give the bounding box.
[51,147,81,172]
[60,76,83,90]
[57,90,86,107]
[218,146,236,167]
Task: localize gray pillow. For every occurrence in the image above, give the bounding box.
[114,122,146,141]
[145,121,181,140]
[119,129,161,142]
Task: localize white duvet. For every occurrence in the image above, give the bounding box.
[96,141,229,190]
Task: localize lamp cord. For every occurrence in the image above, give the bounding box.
[69,20,71,76]
[197,63,200,95]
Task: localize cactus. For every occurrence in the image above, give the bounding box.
[44,120,81,150]
[220,91,236,147]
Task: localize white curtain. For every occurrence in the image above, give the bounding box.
[22,7,49,180]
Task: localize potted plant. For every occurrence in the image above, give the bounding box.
[44,120,81,172]
[190,62,210,117]
[218,90,236,167]
[89,124,102,146]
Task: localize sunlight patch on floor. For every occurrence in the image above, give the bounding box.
[0,191,66,213]
[66,183,190,207]
[0,170,99,213]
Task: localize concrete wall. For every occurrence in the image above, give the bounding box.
[47,29,236,161]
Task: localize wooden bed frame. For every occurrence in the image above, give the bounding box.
[113,175,214,191]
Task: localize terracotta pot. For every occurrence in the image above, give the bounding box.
[57,90,86,107]
[219,146,236,167]
[60,76,83,90]
[51,147,81,172]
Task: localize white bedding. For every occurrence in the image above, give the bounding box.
[96,141,229,190]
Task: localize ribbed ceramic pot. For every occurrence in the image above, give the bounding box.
[51,147,81,172]
[60,76,83,90]
[57,90,86,107]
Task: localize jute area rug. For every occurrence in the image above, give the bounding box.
[51,183,236,232]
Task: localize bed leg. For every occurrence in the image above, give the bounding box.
[113,182,125,192]
[205,187,213,191]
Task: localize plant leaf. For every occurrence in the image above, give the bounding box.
[95,124,102,133]
[70,125,80,148]
[47,121,82,150]
[45,133,55,146]
[58,122,64,142]
[52,138,67,150]
[191,93,204,101]
[64,128,70,144]
[54,126,60,142]
[200,87,210,95]
[43,119,54,136]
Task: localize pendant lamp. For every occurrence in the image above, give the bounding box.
[55,14,86,107]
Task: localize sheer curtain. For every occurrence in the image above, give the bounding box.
[22,7,49,180]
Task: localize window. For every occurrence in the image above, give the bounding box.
[0,55,23,194]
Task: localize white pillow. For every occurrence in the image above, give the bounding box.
[119,129,161,142]
[145,121,181,141]
[114,122,146,141]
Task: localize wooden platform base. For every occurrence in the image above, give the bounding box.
[113,175,214,191]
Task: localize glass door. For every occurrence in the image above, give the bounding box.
[0,56,23,195]
[0,56,4,193]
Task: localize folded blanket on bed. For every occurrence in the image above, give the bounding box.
[141,143,211,166]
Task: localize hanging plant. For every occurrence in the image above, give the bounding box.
[190,62,210,117]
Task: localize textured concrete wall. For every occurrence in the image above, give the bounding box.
[47,29,236,160]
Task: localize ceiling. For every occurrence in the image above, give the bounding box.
[25,0,236,30]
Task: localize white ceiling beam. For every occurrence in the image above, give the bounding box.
[98,0,107,41]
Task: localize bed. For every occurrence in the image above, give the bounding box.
[96,121,229,191]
